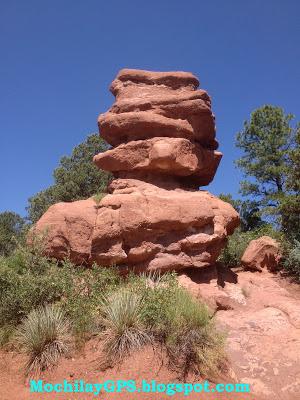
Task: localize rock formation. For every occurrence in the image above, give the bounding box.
[241,236,281,271]
[33,69,239,271]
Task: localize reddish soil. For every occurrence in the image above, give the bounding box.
[0,268,299,400]
[0,344,259,400]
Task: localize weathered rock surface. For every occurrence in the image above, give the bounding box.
[34,180,239,270]
[179,267,300,400]
[241,236,281,271]
[32,69,239,271]
[93,137,222,186]
[99,68,217,150]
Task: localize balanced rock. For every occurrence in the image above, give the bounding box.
[241,236,281,271]
[93,137,222,186]
[99,69,218,151]
[32,69,239,271]
[34,179,238,270]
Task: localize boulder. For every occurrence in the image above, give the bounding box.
[241,236,281,271]
[110,69,200,94]
[93,137,222,186]
[33,180,239,271]
[31,69,240,272]
[99,68,217,150]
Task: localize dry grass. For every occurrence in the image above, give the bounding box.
[162,288,226,380]
[15,304,71,376]
[98,289,152,368]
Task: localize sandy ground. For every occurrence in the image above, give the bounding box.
[1,267,299,400]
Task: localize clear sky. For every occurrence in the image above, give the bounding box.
[1,0,299,216]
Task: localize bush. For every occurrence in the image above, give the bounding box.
[0,253,70,328]
[61,264,121,347]
[15,304,71,376]
[1,241,226,379]
[0,241,120,346]
[218,225,285,267]
[283,240,300,281]
[128,271,178,332]
[97,273,226,379]
[158,288,225,379]
[0,211,27,257]
[98,289,152,368]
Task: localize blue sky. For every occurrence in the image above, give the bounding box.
[1,0,299,216]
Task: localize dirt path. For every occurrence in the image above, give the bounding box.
[179,266,300,400]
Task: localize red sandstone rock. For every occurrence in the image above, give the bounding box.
[241,236,281,271]
[33,180,239,271]
[99,68,217,150]
[31,69,240,271]
[98,111,195,146]
[110,69,200,95]
[93,137,222,186]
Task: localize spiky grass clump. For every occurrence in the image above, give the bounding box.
[15,304,71,376]
[163,289,226,380]
[97,275,226,380]
[98,289,151,368]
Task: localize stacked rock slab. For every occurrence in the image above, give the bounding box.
[33,69,239,271]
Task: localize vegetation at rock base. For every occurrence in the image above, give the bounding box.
[0,239,225,379]
[0,105,299,380]
[15,304,71,377]
[219,105,300,278]
[283,240,300,281]
[98,289,152,368]
[218,224,286,268]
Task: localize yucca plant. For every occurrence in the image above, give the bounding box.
[98,289,151,368]
[15,304,71,376]
[163,288,226,379]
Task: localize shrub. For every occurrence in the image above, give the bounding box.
[1,240,226,380]
[159,288,225,379]
[15,304,71,376]
[98,289,152,367]
[283,240,300,281]
[61,264,121,347]
[0,253,70,328]
[97,274,226,379]
[0,240,120,346]
[218,229,255,267]
[128,271,178,332]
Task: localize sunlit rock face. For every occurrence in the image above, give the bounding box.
[32,69,239,271]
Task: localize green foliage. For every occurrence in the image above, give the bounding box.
[93,192,106,205]
[27,134,112,223]
[162,289,225,379]
[219,194,264,232]
[279,196,300,242]
[131,272,178,331]
[0,211,26,256]
[280,127,300,240]
[235,105,299,233]
[98,289,152,368]
[218,229,256,267]
[60,264,121,347]
[1,242,225,378]
[15,304,71,376]
[218,225,284,267]
[98,273,225,378]
[283,240,300,281]
[0,240,120,346]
